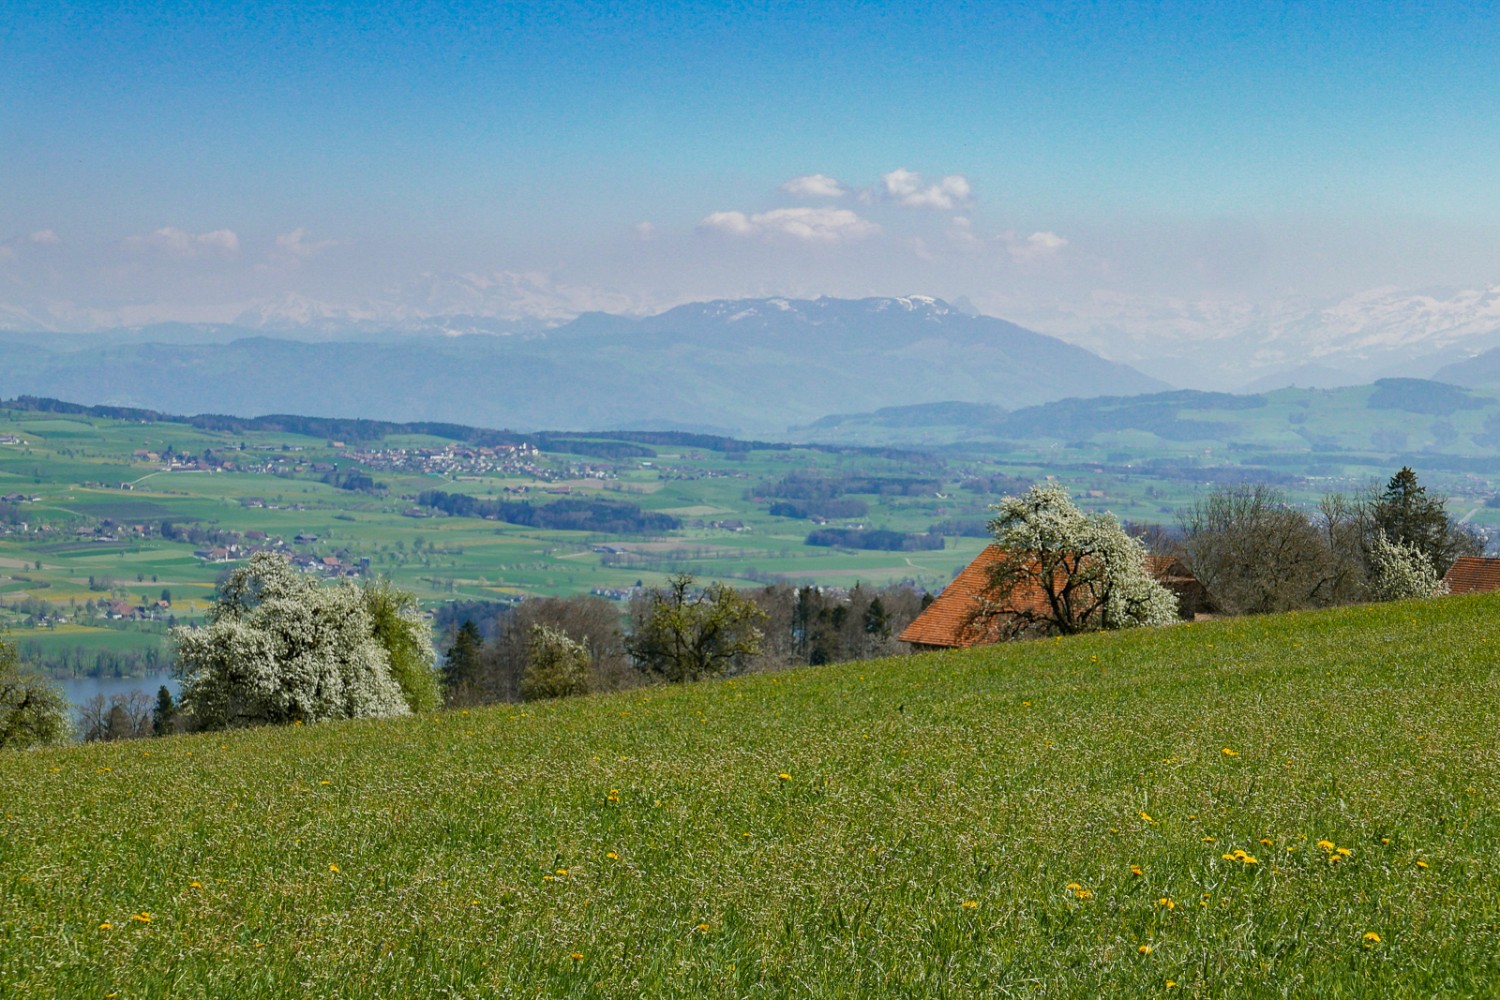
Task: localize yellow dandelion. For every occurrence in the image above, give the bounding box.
[131,912,151,923]
[777,772,791,781]
[1075,889,1093,899]
[1140,811,1154,824]
[1363,932,1381,946]
[606,851,619,860]
[542,875,554,882]
[696,922,711,932]
[1259,838,1274,846]
[1201,836,1216,843]
[1066,882,1082,891]
[1221,747,1238,757]
[319,780,331,786]
[1166,981,1177,988]
[1130,865,1144,876]
[1316,839,1336,851]
[1138,944,1153,955]
[1158,897,1175,909]
[555,868,569,876]
[1416,859,1429,869]
[328,863,340,873]
[98,922,112,930]
[1381,837,1390,845]
[189,880,202,889]
[961,900,978,909]
[570,951,584,961]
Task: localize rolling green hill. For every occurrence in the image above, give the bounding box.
[2,594,1497,997]
[792,378,1500,474]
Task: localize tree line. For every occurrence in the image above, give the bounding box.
[1174,467,1480,615]
[439,577,926,707]
[417,490,681,534]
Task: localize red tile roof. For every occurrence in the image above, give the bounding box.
[897,545,1054,649]
[898,547,1203,649]
[1442,556,1500,595]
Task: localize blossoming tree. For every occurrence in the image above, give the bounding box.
[972,484,1178,638]
[173,553,433,729]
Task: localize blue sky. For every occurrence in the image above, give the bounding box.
[4,1,1500,327]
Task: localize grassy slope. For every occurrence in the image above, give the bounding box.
[2,596,1499,998]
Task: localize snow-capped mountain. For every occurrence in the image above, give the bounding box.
[1026,286,1500,390]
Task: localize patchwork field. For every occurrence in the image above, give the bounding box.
[2,594,1496,996]
[4,396,1500,685]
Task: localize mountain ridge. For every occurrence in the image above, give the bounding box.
[0,295,1166,437]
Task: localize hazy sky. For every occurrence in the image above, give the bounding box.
[5,1,1500,327]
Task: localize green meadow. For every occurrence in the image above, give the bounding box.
[2,594,1497,997]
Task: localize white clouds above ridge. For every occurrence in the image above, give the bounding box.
[881,169,973,210]
[699,207,880,243]
[781,174,847,198]
[122,226,241,259]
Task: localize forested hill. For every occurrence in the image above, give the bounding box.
[790,378,1500,470]
[0,395,936,461]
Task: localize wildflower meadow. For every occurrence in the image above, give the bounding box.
[2,594,1498,997]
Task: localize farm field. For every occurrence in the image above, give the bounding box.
[1,594,1497,996]
[3,396,1499,682]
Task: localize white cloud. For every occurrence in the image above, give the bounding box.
[881,168,973,210]
[634,221,657,241]
[780,174,847,199]
[1002,230,1068,261]
[273,227,337,260]
[123,226,240,259]
[0,229,63,264]
[699,207,880,243]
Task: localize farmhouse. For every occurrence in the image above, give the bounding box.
[1441,556,1500,594]
[899,546,1208,652]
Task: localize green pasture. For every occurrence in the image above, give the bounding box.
[3,595,1498,996]
[3,400,1500,661]
[14,623,167,655]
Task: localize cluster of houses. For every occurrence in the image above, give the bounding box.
[191,537,367,578]
[99,596,173,621]
[338,442,551,479]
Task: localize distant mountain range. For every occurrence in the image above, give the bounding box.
[1028,285,1500,391]
[0,296,1165,437]
[13,280,1500,396]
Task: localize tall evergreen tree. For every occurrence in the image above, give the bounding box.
[1370,466,1480,575]
[152,685,177,736]
[443,620,485,700]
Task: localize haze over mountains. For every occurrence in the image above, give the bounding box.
[1026,285,1500,390]
[12,280,1500,401]
[0,296,1164,437]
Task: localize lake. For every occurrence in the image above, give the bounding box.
[60,674,179,711]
